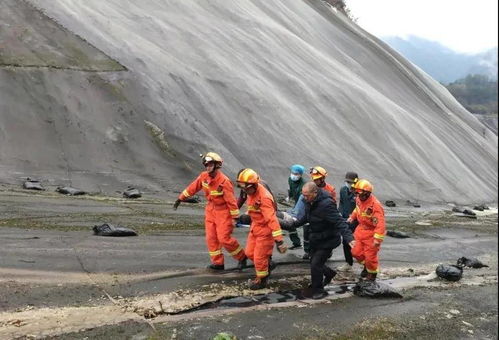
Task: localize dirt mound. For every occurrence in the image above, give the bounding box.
[1,0,497,203]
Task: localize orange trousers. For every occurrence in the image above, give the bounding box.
[245,230,274,278]
[205,206,245,265]
[351,228,380,273]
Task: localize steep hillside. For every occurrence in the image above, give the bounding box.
[0,0,497,204]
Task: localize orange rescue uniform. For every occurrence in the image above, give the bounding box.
[245,183,284,278]
[348,194,385,273]
[322,183,337,203]
[179,171,245,265]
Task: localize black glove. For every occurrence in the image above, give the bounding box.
[173,199,182,210]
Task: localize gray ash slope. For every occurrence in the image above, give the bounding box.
[0,0,497,204]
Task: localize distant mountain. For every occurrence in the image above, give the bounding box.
[383,36,498,84]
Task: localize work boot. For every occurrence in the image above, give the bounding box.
[207,264,225,271]
[366,272,377,281]
[360,266,368,278]
[237,256,248,271]
[302,252,310,260]
[323,269,337,286]
[301,287,328,300]
[248,276,269,290]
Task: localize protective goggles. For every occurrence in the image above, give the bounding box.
[202,156,216,166]
[236,182,255,189]
[309,168,325,179]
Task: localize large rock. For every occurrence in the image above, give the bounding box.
[1,0,497,203]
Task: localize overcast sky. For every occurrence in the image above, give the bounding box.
[347,0,498,54]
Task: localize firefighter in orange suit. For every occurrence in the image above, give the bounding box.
[310,166,337,203]
[236,168,288,290]
[173,152,246,271]
[347,179,386,281]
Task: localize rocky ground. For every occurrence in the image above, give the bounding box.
[0,188,497,339]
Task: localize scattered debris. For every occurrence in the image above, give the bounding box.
[93,223,138,237]
[386,230,410,238]
[406,200,421,208]
[56,186,86,196]
[123,187,142,199]
[23,178,44,191]
[457,257,489,268]
[436,264,463,282]
[473,204,489,211]
[353,280,403,298]
[385,200,396,207]
[449,309,461,315]
[452,207,476,216]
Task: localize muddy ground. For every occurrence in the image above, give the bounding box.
[0,188,497,339]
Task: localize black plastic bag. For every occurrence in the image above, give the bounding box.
[353,280,402,298]
[123,187,142,199]
[93,223,138,237]
[473,205,489,211]
[386,230,410,238]
[56,186,86,196]
[23,178,44,191]
[457,257,489,268]
[385,200,396,207]
[462,209,476,216]
[436,264,463,281]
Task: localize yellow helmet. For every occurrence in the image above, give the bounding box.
[202,152,223,166]
[310,166,328,180]
[353,179,373,193]
[237,168,260,187]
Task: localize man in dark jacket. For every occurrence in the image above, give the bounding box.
[337,171,359,273]
[295,182,354,299]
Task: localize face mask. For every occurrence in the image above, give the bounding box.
[290,174,301,182]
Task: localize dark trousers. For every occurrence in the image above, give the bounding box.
[310,248,334,290]
[288,229,301,247]
[303,224,310,253]
[342,223,357,265]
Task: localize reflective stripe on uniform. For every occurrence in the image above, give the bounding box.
[248,206,261,212]
[367,267,379,273]
[182,190,191,198]
[230,209,240,216]
[210,190,223,196]
[209,249,222,256]
[358,260,365,264]
[256,270,269,277]
[272,230,283,237]
[361,212,372,217]
[229,246,243,256]
[374,233,385,240]
[202,182,209,188]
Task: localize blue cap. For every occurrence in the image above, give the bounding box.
[290,164,305,175]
